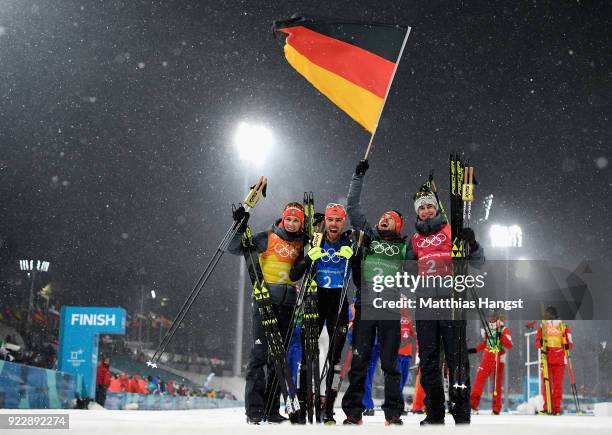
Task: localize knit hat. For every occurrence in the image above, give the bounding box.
[281,203,304,227]
[324,203,346,220]
[380,210,404,234]
[413,185,439,214]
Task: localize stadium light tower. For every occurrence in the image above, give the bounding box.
[19,259,51,344]
[232,122,274,377]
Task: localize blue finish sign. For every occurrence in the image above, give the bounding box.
[58,306,126,399]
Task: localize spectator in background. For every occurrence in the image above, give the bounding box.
[129,373,147,394]
[108,374,123,393]
[119,372,130,392]
[95,356,111,406]
[147,375,160,395]
[166,379,176,396]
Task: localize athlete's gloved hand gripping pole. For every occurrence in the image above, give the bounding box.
[146,177,267,368]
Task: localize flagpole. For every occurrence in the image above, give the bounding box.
[364,26,412,160]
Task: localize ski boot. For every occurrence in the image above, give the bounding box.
[342,416,363,425]
[420,416,445,426]
[246,416,262,425]
[266,413,288,424]
[385,416,403,426]
[322,389,338,425]
[363,408,375,416]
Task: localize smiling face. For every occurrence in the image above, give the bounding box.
[325,215,345,242]
[377,213,397,232]
[283,215,302,233]
[418,204,437,221]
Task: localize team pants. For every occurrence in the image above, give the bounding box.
[397,354,412,403]
[541,363,566,414]
[416,317,471,423]
[470,354,505,413]
[362,342,379,409]
[411,369,426,412]
[245,302,293,418]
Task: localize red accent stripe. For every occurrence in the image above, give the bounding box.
[280,26,394,98]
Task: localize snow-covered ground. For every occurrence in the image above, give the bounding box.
[0,407,610,435]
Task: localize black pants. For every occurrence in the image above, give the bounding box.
[95,385,107,407]
[245,301,293,418]
[341,304,402,420]
[415,317,471,423]
[297,287,349,395]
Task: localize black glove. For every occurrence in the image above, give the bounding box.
[232,205,249,233]
[355,159,369,176]
[313,212,325,227]
[468,347,477,354]
[461,227,477,248]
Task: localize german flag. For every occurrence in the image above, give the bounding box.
[273,15,410,133]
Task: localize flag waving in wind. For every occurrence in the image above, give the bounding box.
[273,15,410,134]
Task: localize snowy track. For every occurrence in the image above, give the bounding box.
[0,408,610,435]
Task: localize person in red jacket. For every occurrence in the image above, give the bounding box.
[95,356,111,406]
[469,311,513,414]
[118,372,130,392]
[397,308,415,413]
[536,306,573,415]
[128,373,147,394]
[108,374,122,393]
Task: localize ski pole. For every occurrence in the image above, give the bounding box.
[147,177,267,367]
[562,324,581,414]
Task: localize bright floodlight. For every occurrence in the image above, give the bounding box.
[19,259,50,272]
[151,290,156,299]
[490,224,523,247]
[234,122,274,165]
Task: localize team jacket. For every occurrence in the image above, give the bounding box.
[474,322,513,364]
[289,231,353,289]
[346,173,408,307]
[536,320,573,365]
[399,308,415,356]
[229,220,305,306]
[405,214,484,299]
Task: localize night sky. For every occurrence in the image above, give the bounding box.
[1,1,610,358]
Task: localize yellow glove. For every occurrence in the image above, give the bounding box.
[307,246,325,261]
[336,246,354,259]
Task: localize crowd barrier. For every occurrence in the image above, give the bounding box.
[104,392,243,410]
[0,360,83,409]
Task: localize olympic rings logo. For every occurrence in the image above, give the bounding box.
[371,241,400,256]
[320,248,343,264]
[416,233,447,248]
[274,244,300,259]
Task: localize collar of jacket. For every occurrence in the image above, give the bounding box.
[272,219,304,242]
[414,213,446,236]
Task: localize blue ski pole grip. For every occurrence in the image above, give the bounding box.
[244,176,267,208]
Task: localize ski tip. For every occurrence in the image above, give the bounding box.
[146,360,158,369]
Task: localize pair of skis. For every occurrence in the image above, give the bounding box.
[263,192,322,422]
[449,153,473,396]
